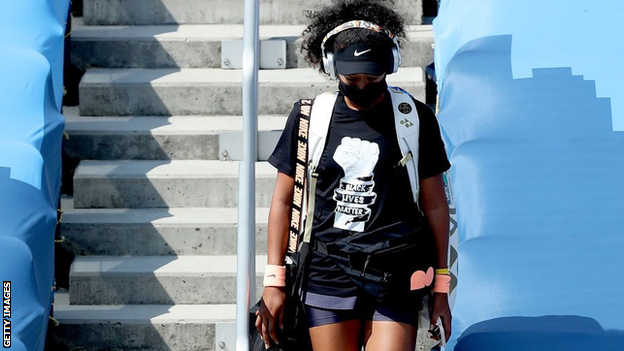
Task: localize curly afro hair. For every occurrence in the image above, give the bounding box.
[300,0,406,75]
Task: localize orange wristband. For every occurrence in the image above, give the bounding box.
[263,265,286,287]
[433,274,451,294]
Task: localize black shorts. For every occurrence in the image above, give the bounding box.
[304,291,421,328]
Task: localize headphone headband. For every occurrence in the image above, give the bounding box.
[321,20,396,53]
[320,20,401,78]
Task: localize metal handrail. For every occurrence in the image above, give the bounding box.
[235,0,259,349]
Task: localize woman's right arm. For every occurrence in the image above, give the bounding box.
[256,171,295,348]
[267,171,295,266]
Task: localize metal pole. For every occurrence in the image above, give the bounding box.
[236,0,259,349]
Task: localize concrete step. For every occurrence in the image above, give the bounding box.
[63,106,287,160]
[71,24,433,69]
[73,160,276,208]
[61,197,270,256]
[69,255,265,305]
[52,290,235,351]
[53,288,437,351]
[78,67,425,116]
[83,0,422,25]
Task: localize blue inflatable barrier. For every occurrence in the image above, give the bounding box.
[0,1,69,350]
[434,1,624,349]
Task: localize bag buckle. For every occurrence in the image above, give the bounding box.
[360,255,372,277]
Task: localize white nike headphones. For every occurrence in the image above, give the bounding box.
[320,20,402,79]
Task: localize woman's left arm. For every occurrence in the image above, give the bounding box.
[420,173,452,341]
[420,173,449,269]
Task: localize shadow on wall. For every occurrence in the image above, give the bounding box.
[1,167,58,351]
[455,316,624,351]
[438,34,624,348]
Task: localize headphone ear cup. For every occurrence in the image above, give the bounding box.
[322,55,329,75]
[324,52,336,79]
[388,46,401,74]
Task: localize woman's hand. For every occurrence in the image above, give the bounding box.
[429,292,452,342]
[255,286,287,348]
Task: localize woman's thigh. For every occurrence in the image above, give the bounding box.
[309,319,362,351]
[363,320,417,351]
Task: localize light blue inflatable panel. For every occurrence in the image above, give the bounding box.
[434,1,624,350]
[0,1,69,350]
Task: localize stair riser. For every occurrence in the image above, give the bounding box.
[52,322,217,351]
[78,84,322,116]
[70,275,262,304]
[64,133,219,160]
[72,39,302,70]
[73,177,276,208]
[72,40,224,70]
[72,37,433,70]
[84,0,422,25]
[62,224,267,256]
[53,319,441,351]
[79,83,425,116]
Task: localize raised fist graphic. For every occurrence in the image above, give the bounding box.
[333,137,380,182]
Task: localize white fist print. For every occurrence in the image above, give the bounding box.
[333,137,380,182]
[332,137,380,232]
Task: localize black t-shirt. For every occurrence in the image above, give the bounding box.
[268,92,450,297]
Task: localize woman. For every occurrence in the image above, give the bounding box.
[256,1,452,350]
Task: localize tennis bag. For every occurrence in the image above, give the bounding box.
[249,246,312,351]
[249,99,314,351]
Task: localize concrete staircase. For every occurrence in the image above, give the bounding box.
[53,1,433,350]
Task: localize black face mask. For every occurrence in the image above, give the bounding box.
[339,79,388,109]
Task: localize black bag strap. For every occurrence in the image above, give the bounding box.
[287,99,313,254]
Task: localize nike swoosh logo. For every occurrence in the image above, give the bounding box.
[354,49,372,57]
[266,274,276,278]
